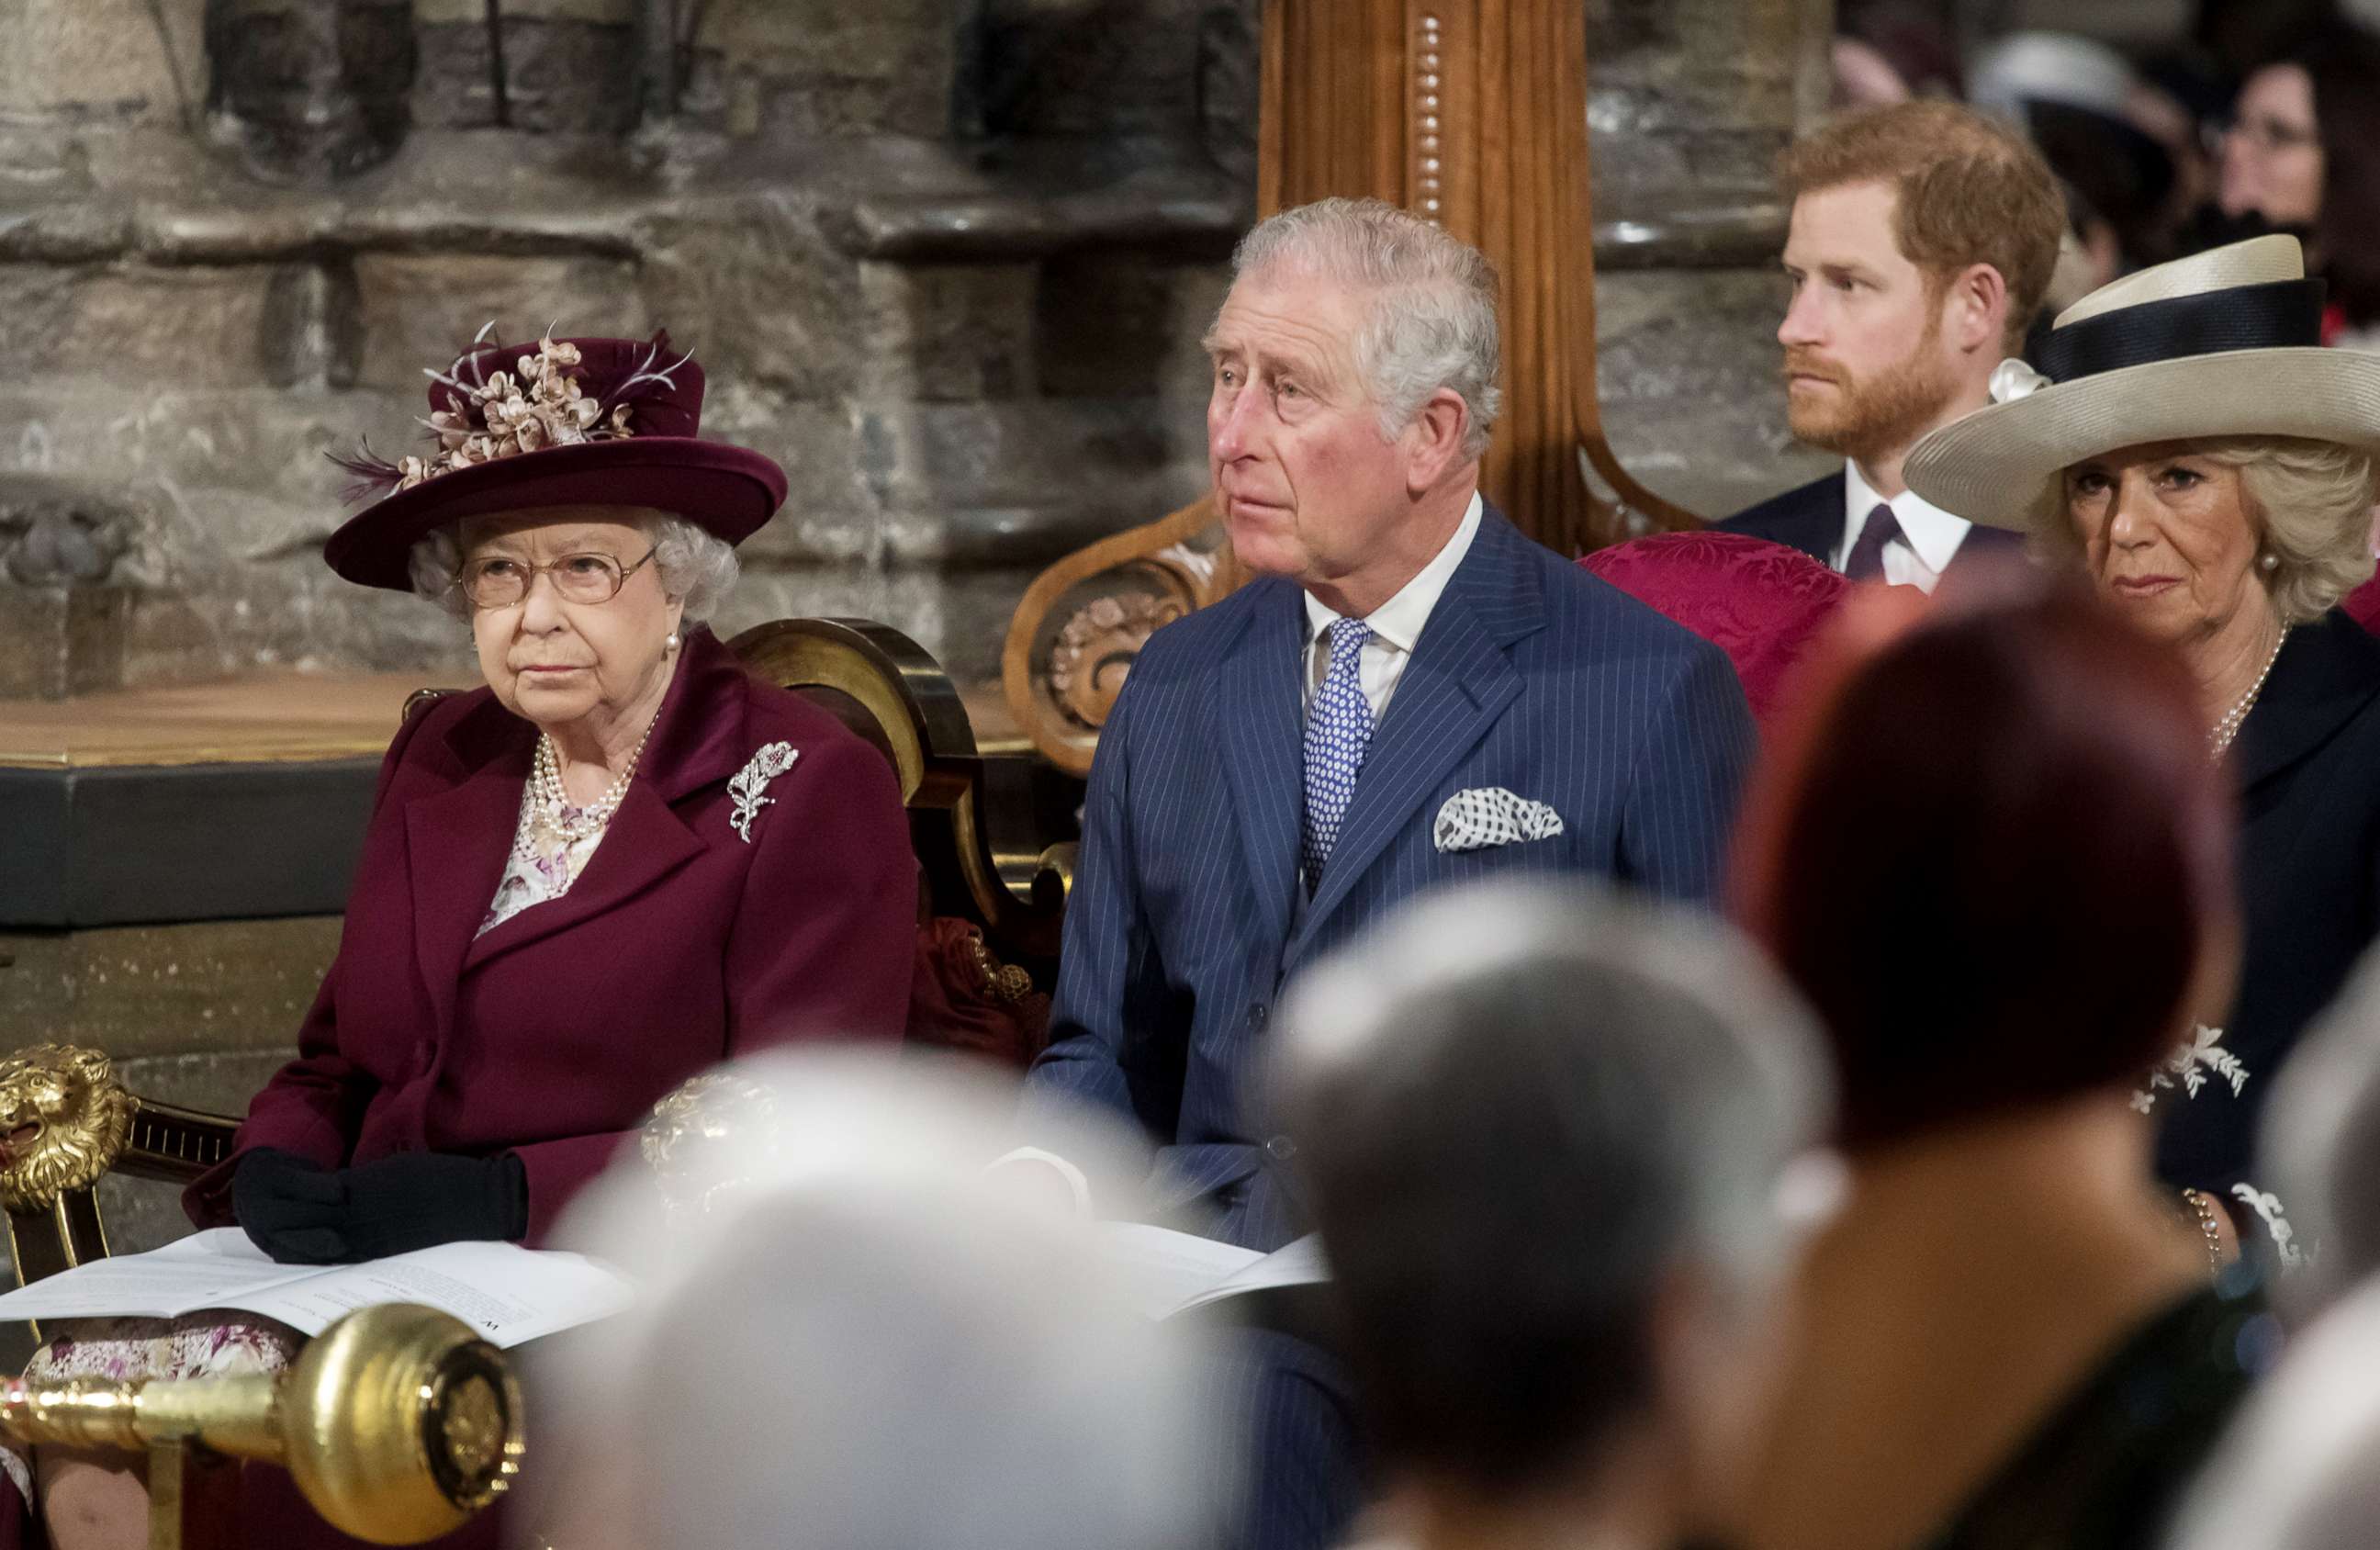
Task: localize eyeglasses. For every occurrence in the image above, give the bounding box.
[2208,114,2320,156]
[454,547,657,610]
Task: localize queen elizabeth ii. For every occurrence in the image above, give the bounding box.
[16,331,917,1550]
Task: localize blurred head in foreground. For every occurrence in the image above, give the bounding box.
[540,1050,1205,1550]
[1734,577,2237,1151]
[2260,942,2380,1319]
[2163,1275,2380,1550]
[1273,880,1837,1544]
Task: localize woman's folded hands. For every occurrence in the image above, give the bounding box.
[230,1147,530,1264]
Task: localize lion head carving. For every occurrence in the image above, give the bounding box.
[0,1045,134,1212]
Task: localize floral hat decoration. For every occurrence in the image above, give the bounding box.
[323,325,789,592]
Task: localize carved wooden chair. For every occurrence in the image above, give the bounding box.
[0,616,1069,1288]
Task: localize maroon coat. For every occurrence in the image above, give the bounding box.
[185,625,916,1241]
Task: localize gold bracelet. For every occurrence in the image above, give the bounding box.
[2181,1188,2224,1279]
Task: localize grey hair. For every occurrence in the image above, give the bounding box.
[408,507,741,621]
[1224,196,1504,459]
[538,1051,1206,1550]
[2026,436,2380,624]
[1269,879,1836,1484]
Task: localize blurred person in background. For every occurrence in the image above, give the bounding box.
[1271,880,1836,1550]
[2184,20,2380,347]
[537,1050,1207,1550]
[1731,581,2269,1550]
[1832,2,1964,107]
[1970,33,2179,279]
[1717,103,2060,590]
[1905,236,2380,1262]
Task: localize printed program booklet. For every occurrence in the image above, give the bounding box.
[0,1228,634,1348]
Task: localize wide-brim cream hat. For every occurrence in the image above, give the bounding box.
[1903,235,2380,530]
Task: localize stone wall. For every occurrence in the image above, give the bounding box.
[0,0,1824,703]
[0,0,1251,701]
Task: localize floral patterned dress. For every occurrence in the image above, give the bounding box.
[2,784,612,1509]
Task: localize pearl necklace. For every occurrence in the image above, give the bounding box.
[523,716,657,849]
[2209,628,2288,761]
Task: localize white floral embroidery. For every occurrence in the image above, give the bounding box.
[727,742,800,844]
[2229,1183,2307,1269]
[2132,1023,2251,1114]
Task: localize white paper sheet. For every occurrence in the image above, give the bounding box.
[1095,1222,1329,1321]
[0,1229,635,1348]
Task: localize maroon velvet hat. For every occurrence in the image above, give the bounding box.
[323,330,789,592]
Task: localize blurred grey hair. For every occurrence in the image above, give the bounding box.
[1277,881,1835,1297]
[2163,1276,2380,1550]
[2025,436,2379,624]
[406,508,741,621]
[2259,940,2380,1325]
[1227,196,1504,459]
[538,1051,1207,1550]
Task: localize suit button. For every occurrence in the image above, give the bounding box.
[1264,1135,1297,1162]
[1247,1004,1269,1032]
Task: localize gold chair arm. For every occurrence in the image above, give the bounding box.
[0,1303,523,1545]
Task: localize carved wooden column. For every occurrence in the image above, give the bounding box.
[1005,0,1708,772]
[1259,0,1693,556]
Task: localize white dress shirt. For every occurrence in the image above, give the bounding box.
[1836,462,1973,595]
[1301,491,1484,719]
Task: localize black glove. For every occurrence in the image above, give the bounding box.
[335,1151,530,1261]
[231,1147,529,1264]
[232,1148,349,1264]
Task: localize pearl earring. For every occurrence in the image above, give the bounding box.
[2260,552,2280,573]
[666,630,681,651]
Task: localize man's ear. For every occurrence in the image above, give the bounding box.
[1946,262,2011,355]
[1405,388,1474,493]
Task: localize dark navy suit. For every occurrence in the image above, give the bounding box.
[1022,506,1757,1550]
[1716,468,2025,573]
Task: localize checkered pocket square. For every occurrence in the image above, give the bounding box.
[1432,787,1565,853]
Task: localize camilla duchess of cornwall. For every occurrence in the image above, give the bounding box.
[12,331,916,1550]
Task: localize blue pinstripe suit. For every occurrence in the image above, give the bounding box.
[1026,506,1757,1252]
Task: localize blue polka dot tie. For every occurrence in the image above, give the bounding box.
[1301,618,1375,893]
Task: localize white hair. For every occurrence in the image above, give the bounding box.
[407,507,741,620]
[1224,196,1504,459]
[536,1051,1208,1550]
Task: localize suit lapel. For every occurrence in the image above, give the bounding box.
[1217,580,1307,950]
[1289,513,1542,959]
[1786,471,1848,561]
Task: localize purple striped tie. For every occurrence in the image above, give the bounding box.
[1845,501,1903,582]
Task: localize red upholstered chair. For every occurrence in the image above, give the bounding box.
[1581,532,1853,728]
[2346,575,2380,637]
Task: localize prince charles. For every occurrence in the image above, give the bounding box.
[1021,198,1756,1548]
